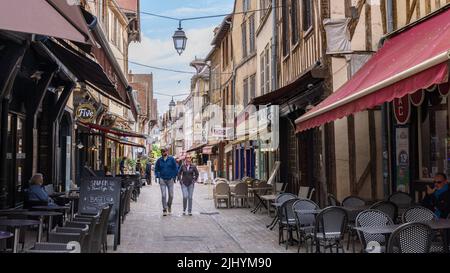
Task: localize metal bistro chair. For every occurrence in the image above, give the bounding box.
[370,201,398,224]
[355,209,393,253]
[278,198,300,250]
[387,222,433,253]
[310,206,348,253]
[231,182,249,208]
[342,196,366,252]
[26,242,80,253]
[388,192,414,220]
[327,194,340,206]
[267,193,298,230]
[402,206,444,253]
[293,199,320,253]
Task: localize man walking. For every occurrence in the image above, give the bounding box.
[154,148,178,216]
[145,159,152,185]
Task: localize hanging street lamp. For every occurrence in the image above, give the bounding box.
[172,21,187,55]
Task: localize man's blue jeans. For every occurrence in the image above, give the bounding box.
[159,178,174,211]
[181,183,195,213]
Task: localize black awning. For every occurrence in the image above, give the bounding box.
[44,39,124,102]
[250,65,325,106]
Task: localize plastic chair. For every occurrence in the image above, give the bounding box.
[213,183,231,208]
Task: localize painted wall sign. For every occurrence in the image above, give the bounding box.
[393,96,410,125]
[409,90,425,106]
[76,103,97,123]
[395,126,410,193]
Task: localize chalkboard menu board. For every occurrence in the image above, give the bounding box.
[79,177,121,249]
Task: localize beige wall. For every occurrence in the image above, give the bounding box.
[256,2,273,98]
[393,0,449,32]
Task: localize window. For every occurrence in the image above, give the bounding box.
[243,0,250,13]
[291,0,299,44]
[260,52,265,95]
[249,74,256,102]
[302,0,313,32]
[249,15,256,54]
[241,22,248,58]
[98,0,104,23]
[419,94,450,179]
[260,0,270,21]
[243,78,249,106]
[265,45,270,93]
[281,0,290,56]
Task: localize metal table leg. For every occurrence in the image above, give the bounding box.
[13,228,19,253]
[37,216,43,243]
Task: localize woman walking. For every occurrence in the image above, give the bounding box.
[177,155,199,216]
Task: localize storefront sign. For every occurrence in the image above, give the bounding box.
[439,82,450,97]
[76,103,97,123]
[409,90,425,106]
[395,127,410,193]
[393,96,410,125]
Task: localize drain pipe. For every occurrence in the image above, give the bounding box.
[381,0,394,198]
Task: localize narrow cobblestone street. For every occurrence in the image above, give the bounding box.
[115,183,299,253]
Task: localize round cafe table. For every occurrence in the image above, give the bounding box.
[0,219,39,253]
[21,211,63,242]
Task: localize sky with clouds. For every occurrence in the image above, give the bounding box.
[129,0,234,115]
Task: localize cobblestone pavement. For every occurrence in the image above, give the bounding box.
[114,183,303,253]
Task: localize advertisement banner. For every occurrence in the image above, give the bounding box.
[395,126,410,193]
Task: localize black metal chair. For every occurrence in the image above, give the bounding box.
[327,194,340,206]
[387,222,433,253]
[402,206,443,252]
[278,198,300,250]
[26,242,80,253]
[388,192,413,219]
[267,193,297,230]
[293,199,319,253]
[310,206,348,253]
[370,201,398,224]
[64,217,97,253]
[342,196,366,252]
[355,209,393,253]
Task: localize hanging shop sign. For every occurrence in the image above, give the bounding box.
[76,102,97,123]
[438,82,450,97]
[409,90,425,107]
[393,96,410,125]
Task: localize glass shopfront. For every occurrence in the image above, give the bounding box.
[419,90,450,179]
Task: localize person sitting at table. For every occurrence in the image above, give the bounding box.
[422,172,450,218]
[28,173,56,207]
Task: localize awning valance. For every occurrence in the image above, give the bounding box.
[296,8,450,133]
[78,121,147,139]
[186,144,206,153]
[0,0,93,45]
[105,135,146,149]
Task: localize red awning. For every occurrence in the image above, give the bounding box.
[79,122,147,139]
[0,0,93,45]
[296,8,450,133]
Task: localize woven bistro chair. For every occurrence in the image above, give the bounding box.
[388,192,414,220]
[342,196,366,251]
[213,182,231,208]
[293,199,320,253]
[231,182,249,208]
[26,242,80,253]
[309,206,348,253]
[355,209,393,253]
[387,222,433,253]
[278,198,300,250]
[402,206,444,253]
[327,194,340,206]
[370,201,398,224]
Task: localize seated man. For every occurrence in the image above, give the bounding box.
[422,172,450,218]
[28,173,56,206]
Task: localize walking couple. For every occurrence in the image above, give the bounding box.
[154,148,199,216]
